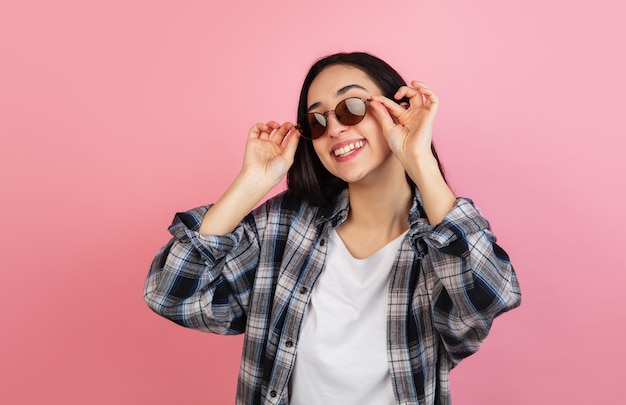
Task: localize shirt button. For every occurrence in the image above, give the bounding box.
[299,287,308,294]
[286,340,293,348]
[270,390,277,397]
[180,236,190,243]
[320,239,325,246]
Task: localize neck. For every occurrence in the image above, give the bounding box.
[344,170,413,236]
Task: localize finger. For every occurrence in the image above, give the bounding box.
[367,98,398,135]
[270,122,294,145]
[266,120,280,129]
[416,86,439,112]
[410,80,431,89]
[410,81,439,106]
[259,121,280,139]
[249,122,269,139]
[282,127,301,165]
[395,85,424,108]
[370,95,409,119]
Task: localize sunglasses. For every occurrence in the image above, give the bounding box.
[296,97,371,140]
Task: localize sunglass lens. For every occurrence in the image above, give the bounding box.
[336,98,367,125]
[301,98,368,140]
[307,112,327,139]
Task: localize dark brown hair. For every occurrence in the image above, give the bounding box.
[287,52,446,206]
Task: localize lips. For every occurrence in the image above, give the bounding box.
[332,140,365,157]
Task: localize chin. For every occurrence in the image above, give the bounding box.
[336,171,370,185]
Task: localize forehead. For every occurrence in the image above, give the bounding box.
[307,64,380,106]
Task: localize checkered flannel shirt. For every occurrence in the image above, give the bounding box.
[144,188,521,405]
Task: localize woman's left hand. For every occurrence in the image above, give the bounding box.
[370,81,439,164]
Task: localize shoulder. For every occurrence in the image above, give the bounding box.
[250,189,349,229]
[248,190,318,225]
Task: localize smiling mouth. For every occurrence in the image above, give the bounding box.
[333,141,365,157]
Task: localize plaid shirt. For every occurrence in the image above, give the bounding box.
[144,189,521,405]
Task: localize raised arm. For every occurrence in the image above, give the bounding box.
[200,121,300,235]
[144,121,300,333]
[370,81,455,225]
[372,84,521,363]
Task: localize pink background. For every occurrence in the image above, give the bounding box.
[1,1,624,404]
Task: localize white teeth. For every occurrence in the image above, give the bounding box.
[333,141,364,157]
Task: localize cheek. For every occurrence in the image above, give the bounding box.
[311,140,337,172]
[358,113,383,136]
[359,118,387,146]
[312,140,328,160]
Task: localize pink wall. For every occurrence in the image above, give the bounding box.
[1,1,624,404]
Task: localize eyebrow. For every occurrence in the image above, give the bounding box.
[307,84,368,112]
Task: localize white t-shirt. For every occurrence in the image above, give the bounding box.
[289,228,407,405]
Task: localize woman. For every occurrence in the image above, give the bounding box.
[144,52,521,405]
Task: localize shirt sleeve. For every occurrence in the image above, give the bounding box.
[143,205,261,335]
[417,197,522,365]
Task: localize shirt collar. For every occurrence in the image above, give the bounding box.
[408,188,428,227]
[314,188,350,228]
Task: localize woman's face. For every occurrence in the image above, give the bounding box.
[306,64,398,186]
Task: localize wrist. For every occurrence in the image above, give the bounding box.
[402,149,438,175]
[237,166,278,191]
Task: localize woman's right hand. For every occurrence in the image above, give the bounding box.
[240,121,301,189]
[199,121,299,236]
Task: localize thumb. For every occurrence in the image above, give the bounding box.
[368,100,397,136]
[282,129,301,165]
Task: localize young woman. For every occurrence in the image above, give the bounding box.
[144,52,521,405]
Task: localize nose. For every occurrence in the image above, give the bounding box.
[324,113,348,138]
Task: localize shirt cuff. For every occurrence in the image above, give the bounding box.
[421,198,492,249]
[168,205,240,265]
